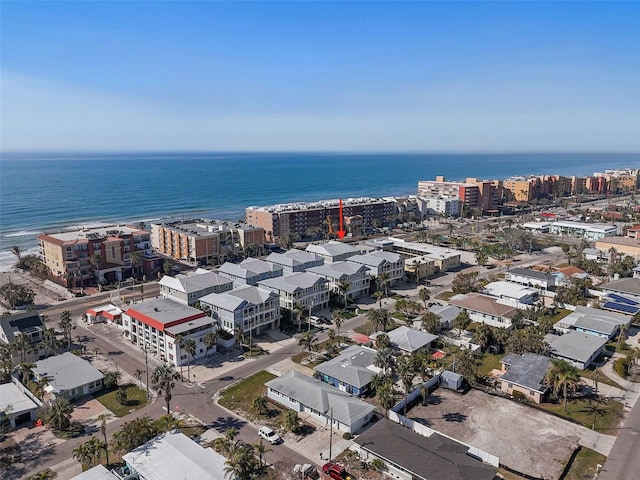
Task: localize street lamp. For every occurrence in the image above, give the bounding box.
[307,301,315,333]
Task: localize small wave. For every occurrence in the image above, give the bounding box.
[0,246,40,272]
[4,230,43,238]
[63,221,111,231]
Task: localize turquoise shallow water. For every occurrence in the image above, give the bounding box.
[0,151,638,270]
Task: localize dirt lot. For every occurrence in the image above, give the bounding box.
[408,388,586,479]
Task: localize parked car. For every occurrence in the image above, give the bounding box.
[321,463,351,480]
[258,426,282,445]
[293,464,319,480]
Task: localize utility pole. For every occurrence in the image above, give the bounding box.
[328,407,334,463]
[308,301,314,333]
[144,344,150,400]
[592,367,600,430]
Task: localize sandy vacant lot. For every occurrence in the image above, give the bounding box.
[408,388,586,479]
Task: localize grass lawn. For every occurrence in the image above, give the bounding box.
[477,353,504,378]
[94,384,148,417]
[564,448,607,480]
[579,367,624,390]
[218,370,276,416]
[437,290,456,301]
[392,311,408,322]
[541,398,624,433]
[548,308,573,323]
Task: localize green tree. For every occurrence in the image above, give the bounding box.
[453,349,478,383]
[0,283,35,309]
[0,343,14,383]
[420,312,440,335]
[374,333,390,350]
[17,362,35,385]
[253,439,272,469]
[378,272,391,298]
[298,331,319,360]
[58,310,73,349]
[451,271,480,294]
[72,441,94,468]
[112,415,159,453]
[475,250,489,267]
[376,380,397,418]
[453,310,471,337]
[203,331,218,356]
[282,410,300,434]
[332,309,345,339]
[103,370,122,389]
[472,324,493,351]
[252,395,269,416]
[91,252,102,283]
[418,287,431,309]
[373,290,384,308]
[544,359,581,412]
[181,337,197,382]
[338,280,351,307]
[97,412,113,466]
[396,355,416,415]
[374,348,396,378]
[152,363,181,414]
[367,308,393,332]
[47,397,73,431]
[12,334,30,363]
[116,385,128,405]
[293,302,304,331]
[130,250,143,277]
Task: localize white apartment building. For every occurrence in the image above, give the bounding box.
[159,268,233,305]
[548,221,618,241]
[418,197,462,217]
[305,241,363,263]
[258,272,329,311]
[218,257,283,286]
[265,249,324,273]
[347,251,405,286]
[199,285,281,335]
[122,298,216,367]
[307,262,371,300]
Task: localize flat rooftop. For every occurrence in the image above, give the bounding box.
[40,225,146,243]
[0,382,39,415]
[127,298,205,325]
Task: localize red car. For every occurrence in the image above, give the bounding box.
[321,463,351,480]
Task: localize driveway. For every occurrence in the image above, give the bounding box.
[408,388,586,480]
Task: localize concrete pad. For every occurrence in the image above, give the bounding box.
[409,388,588,479]
[50,457,83,480]
[70,397,110,423]
[266,358,315,377]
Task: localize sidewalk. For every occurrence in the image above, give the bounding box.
[600,353,640,409]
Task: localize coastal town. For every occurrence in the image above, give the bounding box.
[2,167,640,480]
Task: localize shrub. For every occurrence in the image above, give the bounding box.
[370,458,386,471]
[342,432,353,440]
[614,357,630,378]
[511,390,528,402]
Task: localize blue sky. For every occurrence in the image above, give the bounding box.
[1,1,639,152]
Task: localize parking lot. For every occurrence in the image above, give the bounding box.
[408,388,587,479]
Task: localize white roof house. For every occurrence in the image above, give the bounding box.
[266,371,376,434]
[33,352,104,400]
[265,249,324,273]
[218,257,283,285]
[159,269,233,305]
[258,272,329,311]
[554,306,631,339]
[0,381,39,429]
[70,465,118,480]
[545,332,608,369]
[123,430,227,480]
[481,281,539,306]
[305,240,363,263]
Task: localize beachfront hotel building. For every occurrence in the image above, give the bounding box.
[245,197,395,241]
[417,176,499,214]
[150,219,265,266]
[38,225,154,286]
[122,298,216,367]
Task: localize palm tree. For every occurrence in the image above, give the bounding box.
[378,272,391,297]
[293,302,304,331]
[181,337,197,382]
[12,334,29,363]
[32,375,50,401]
[282,410,300,433]
[0,343,14,383]
[420,312,440,335]
[41,328,57,357]
[91,252,102,284]
[47,397,73,431]
[472,323,493,352]
[373,291,384,308]
[418,287,431,309]
[130,250,143,277]
[298,331,319,360]
[224,442,257,480]
[151,363,181,414]
[544,359,580,412]
[203,331,218,357]
[337,280,351,307]
[453,310,471,337]
[112,415,158,454]
[367,308,392,332]
[97,412,113,466]
[253,439,272,469]
[374,348,396,378]
[58,310,73,349]
[376,381,397,418]
[17,362,35,385]
[116,385,128,405]
[327,328,336,345]
[396,355,416,415]
[134,369,143,383]
[11,245,22,263]
[374,333,390,350]
[252,395,269,416]
[73,442,94,468]
[332,309,344,340]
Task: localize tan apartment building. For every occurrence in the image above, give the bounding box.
[38,225,153,286]
[417,176,499,214]
[151,219,265,266]
[246,197,395,241]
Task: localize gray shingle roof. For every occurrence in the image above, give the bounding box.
[602,278,640,296]
[159,271,233,294]
[265,249,324,269]
[265,371,375,427]
[314,345,378,388]
[556,306,631,336]
[507,267,555,281]
[0,311,45,343]
[258,272,326,294]
[386,326,438,353]
[354,419,497,480]
[306,261,369,280]
[500,353,551,393]
[545,332,608,364]
[33,352,103,392]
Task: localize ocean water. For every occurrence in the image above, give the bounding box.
[0,152,638,271]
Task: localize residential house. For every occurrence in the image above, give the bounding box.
[601,277,640,302]
[33,352,104,400]
[347,251,405,286]
[498,353,551,404]
[601,293,640,316]
[428,304,462,330]
[545,332,607,369]
[0,380,40,429]
[314,345,379,397]
[122,298,215,367]
[368,237,462,273]
[199,285,280,336]
[70,465,117,480]
[258,272,329,311]
[383,326,438,354]
[554,306,631,339]
[217,257,283,286]
[265,249,324,273]
[481,281,538,306]
[505,267,556,291]
[0,311,45,346]
[305,240,363,263]
[353,419,497,480]
[306,262,371,301]
[122,430,227,480]
[449,292,517,328]
[265,370,376,434]
[159,268,233,305]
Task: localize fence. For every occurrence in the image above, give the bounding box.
[11,374,43,407]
